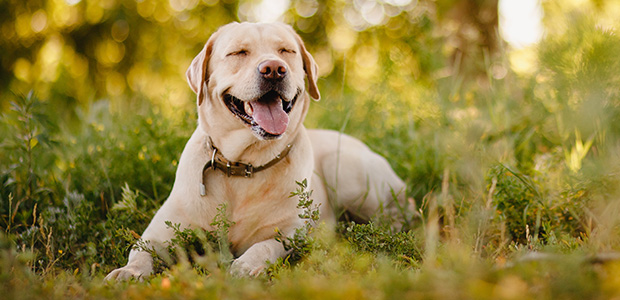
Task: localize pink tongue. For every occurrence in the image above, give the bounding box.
[251,99,289,135]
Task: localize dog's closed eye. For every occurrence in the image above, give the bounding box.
[227,49,249,57]
[279,48,296,55]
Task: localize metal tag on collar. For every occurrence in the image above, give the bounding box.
[200,182,207,196]
[200,148,218,196]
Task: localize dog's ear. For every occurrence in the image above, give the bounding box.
[288,27,320,101]
[186,33,217,106]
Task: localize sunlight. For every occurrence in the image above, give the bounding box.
[242,0,291,23]
[499,0,544,49]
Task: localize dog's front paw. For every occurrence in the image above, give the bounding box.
[230,257,267,277]
[104,264,152,282]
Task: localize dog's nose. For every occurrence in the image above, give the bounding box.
[258,60,287,80]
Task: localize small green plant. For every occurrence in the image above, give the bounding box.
[271,179,320,271]
[129,203,234,275]
[1,91,57,235]
[487,163,587,250]
[209,203,235,266]
[337,221,422,267]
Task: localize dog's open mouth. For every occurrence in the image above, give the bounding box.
[224,90,298,139]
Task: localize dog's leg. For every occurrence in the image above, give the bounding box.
[229,239,288,276]
[104,200,187,281]
[104,247,155,281]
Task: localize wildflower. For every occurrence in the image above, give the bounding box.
[161,277,171,290]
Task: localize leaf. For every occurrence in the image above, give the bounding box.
[112,183,138,212]
[29,137,38,149]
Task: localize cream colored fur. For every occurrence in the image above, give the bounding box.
[105,22,410,280]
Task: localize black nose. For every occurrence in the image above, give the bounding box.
[258,60,287,80]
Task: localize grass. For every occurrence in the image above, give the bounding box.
[3,15,620,300]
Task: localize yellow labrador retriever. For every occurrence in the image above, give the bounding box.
[105,22,410,280]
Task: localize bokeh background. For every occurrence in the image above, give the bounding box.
[3,0,620,298]
[0,0,566,113]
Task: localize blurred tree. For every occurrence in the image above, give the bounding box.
[436,0,500,82]
[0,0,506,119]
[0,0,240,115]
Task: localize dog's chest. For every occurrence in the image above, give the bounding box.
[222,176,303,255]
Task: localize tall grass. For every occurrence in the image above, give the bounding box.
[2,14,620,299]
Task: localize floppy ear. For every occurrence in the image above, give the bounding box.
[186,34,216,106]
[289,28,320,101]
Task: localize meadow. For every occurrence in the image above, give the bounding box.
[3,0,620,299]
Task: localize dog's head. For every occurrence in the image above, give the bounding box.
[186,22,320,141]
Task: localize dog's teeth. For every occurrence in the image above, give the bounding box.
[244,101,253,116]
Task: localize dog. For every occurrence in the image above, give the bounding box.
[105,22,410,280]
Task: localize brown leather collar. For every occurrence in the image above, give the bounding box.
[200,138,293,196]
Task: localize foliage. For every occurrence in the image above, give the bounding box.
[338,221,422,266]
[272,179,320,271]
[1,92,57,234]
[2,0,620,299]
